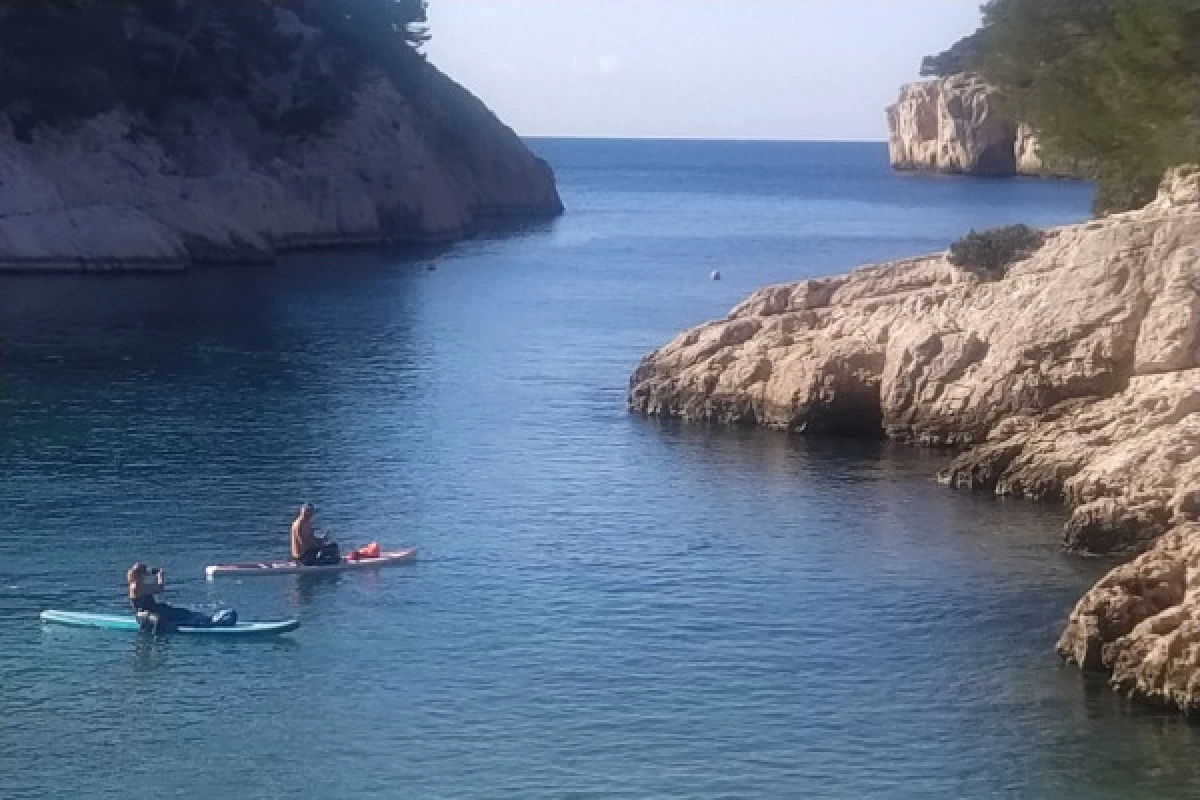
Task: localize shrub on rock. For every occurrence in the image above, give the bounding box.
[948,224,1045,279]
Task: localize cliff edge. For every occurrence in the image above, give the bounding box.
[629,166,1200,712]
[0,7,562,272]
[888,74,1067,177]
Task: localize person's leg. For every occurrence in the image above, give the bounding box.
[149,602,209,629]
[298,547,319,566]
[137,601,175,632]
[182,607,213,627]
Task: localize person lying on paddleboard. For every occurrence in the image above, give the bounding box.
[291,503,340,566]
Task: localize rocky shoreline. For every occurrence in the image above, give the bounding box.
[629,166,1200,713]
[0,60,561,273]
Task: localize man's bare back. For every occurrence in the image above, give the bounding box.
[291,512,316,559]
[290,503,339,565]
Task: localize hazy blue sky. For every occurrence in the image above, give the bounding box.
[425,1,984,141]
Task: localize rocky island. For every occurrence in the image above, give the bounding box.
[0,1,562,272]
[629,165,1200,712]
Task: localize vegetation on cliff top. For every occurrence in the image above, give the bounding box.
[0,0,430,139]
[924,0,1200,214]
[920,29,987,78]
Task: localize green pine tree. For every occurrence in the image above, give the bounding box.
[924,0,1200,213]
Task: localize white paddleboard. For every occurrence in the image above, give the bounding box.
[205,547,417,580]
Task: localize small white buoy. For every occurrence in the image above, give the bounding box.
[710,270,722,281]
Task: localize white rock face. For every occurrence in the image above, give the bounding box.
[0,63,561,272]
[1014,123,1045,175]
[888,74,1050,177]
[629,166,1200,711]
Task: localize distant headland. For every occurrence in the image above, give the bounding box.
[0,1,563,272]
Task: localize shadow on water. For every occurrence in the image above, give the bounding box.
[130,635,171,673]
[469,215,561,242]
[287,566,393,610]
[629,414,954,484]
[128,628,301,675]
[289,572,345,611]
[1034,670,1200,797]
[276,215,560,269]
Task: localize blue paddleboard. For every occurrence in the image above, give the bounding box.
[40,610,299,636]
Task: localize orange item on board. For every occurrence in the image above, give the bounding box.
[350,542,381,560]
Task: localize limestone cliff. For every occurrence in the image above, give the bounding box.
[628,165,1200,712]
[0,13,561,272]
[888,74,1065,177]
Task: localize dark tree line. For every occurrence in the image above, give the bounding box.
[920,29,987,78]
[923,0,1200,213]
[0,0,430,139]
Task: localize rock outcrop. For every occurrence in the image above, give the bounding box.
[0,24,561,271]
[629,165,1200,711]
[1057,524,1200,712]
[887,74,1067,177]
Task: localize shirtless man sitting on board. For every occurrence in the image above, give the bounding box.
[291,503,341,566]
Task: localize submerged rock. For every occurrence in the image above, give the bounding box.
[629,166,1200,712]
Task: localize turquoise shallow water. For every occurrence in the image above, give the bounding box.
[4,140,1200,798]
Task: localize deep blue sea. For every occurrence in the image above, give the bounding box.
[4,140,1199,799]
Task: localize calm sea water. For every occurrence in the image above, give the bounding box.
[3,140,1199,799]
